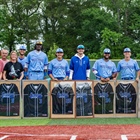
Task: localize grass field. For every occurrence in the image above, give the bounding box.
[0,118,140,127]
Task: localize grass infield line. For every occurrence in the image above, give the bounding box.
[0,135,9,140]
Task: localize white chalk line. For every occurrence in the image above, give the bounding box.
[0,132,77,139]
[0,135,9,140]
[121,134,140,140]
[70,135,77,140]
[121,135,128,140]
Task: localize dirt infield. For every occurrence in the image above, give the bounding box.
[0,125,140,140]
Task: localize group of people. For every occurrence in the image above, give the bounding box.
[0,41,139,82]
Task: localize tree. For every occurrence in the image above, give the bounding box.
[100,28,122,58]
[1,0,42,51]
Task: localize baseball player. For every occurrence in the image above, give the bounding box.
[69,45,90,80]
[25,41,48,80]
[18,45,27,79]
[117,48,140,81]
[92,48,117,82]
[48,48,69,80]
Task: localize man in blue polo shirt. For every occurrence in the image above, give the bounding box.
[92,48,117,82]
[69,45,90,80]
[48,48,69,80]
[117,48,140,81]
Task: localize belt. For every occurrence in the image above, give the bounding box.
[31,71,43,72]
[121,77,134,80]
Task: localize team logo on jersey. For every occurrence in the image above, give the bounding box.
[97,91,111,103]
[83,61,86,64]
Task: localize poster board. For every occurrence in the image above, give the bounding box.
[93,80,115,118]
[115,80,138,118]
[50,80,75,118]
[22,80,48,118]
[0,80,21,119]
[76,81,94,118]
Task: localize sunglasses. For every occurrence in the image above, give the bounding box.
[104,53,110,54]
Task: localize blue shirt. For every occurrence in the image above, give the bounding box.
[18,57,27,68]
[70,54,90,80]
[26,50,48,72]
[92,59,117,79]
[48,58,69,78]
[117,58,140,79]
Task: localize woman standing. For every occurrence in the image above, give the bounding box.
[3,51,24,80]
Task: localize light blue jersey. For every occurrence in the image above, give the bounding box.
[18,57,27,79]
[48,58,69,79]
[117,58,139,79]
[18,57,27,68]
[92,59,117,79]
[26,50,48,72]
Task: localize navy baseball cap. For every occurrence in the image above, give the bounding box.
[124,48,131,52]
[56,48,63,53]
[19,45,26,50]
[104,48,111,53]
[77,45,85,49]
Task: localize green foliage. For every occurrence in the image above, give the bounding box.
[100,28,122,58]
[0,0,140,57]
[47,43,58,61]
[136,54,140,59]
[88,53,100,59]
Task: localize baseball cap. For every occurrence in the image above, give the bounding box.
[77,45,85,49]
[36,41,42,45]
[104,48,111,53]
[56,48,63,53]
[124,48,131,52]
[19,45,26,50]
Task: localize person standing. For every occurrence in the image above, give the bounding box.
[117,48,139,81]
[18,45,27,79]
[69,45,90,80]
[92,48,117,82]
[3,51,24,80]
[0,59,3,80]
[48,48,69,80]
[0,48,9,71]
[25,41,48,80]
[18,45,27,69]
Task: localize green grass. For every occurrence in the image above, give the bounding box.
[0,119,50,127]
[1,118,140,127]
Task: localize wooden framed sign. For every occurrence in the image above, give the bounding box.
[76,81,94,118]
[115,80,138,118]
[93,80,115,118]
[50,80,75,118]
[0,80,21,118]
[22,80,48,118]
